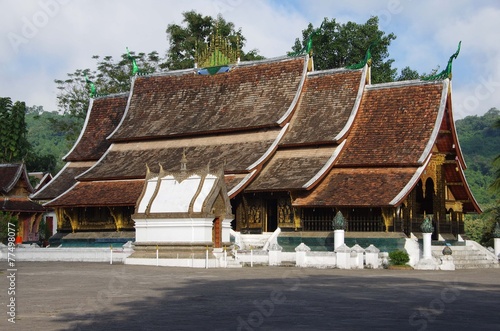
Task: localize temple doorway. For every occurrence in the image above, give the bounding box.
[212,218,222,248]
[267,199,278,232]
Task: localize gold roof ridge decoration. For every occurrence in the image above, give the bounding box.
[195,27,240,72]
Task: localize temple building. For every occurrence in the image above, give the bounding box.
[1,163,45,242]
[33,37,480,247]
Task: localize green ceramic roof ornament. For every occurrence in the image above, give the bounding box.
[288,21,324,57]
[127,47,139,76]
[423,41,461,81]
[346,43,374,70]
[332,211,346,230]
[420,216,434,233]
[85,75,96,98]
[493,222,500,238]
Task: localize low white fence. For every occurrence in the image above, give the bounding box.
[0,244,134,263]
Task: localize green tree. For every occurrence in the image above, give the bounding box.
[54,12,261,142]
[55,51,163,119]
[456,108,500,206]
[0,212,18,244]
[291,16,397,83]
[396,66,420,81]
[491,117,500,194]
[25,107,80,173]
[165,10,264,70]
[0,97,30,163]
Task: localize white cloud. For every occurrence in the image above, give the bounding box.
[0,0,499,118]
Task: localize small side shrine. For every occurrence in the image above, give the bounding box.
[0,163,45,242]
[129,154,233,266]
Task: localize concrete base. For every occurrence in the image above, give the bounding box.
[131,242,215,259]
[125,257,218,268]
[415,258,439,270]
[439,255,455,271]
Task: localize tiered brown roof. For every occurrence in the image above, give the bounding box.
[44,54,481,214]
[247,67,365,192]
[33,93,127,202]
[335,81,446,167]
[1,163,32,194]
[0,163,44,212]
[109,56,307,141]
[293,167,417,207]
[32,163,93,201]
[64,94,128,161]
[295,80,449,207]
[46,180,144,207]
[281,69,364,146]
[78,130,282,182]
[47,56,308,207]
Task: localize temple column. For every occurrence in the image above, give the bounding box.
[433,154,447,234]
[407,188,418,234]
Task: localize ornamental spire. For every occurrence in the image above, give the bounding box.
[346,42,375,70]
[126,47,139,76]
[195,26,240,75]
[423,41,461,81]
[85,75,96,98]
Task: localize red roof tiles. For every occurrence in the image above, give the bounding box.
[109,57,307,141]
[293,167,417,207]
[64,94,128,162]
[281,69,363,146]
[336,81,445,167]
[46,180,144,207]
[31,163,92,201]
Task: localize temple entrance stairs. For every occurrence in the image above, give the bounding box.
[431,241,499,269]
[237,232,274,250]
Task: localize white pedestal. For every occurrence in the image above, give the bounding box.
[365,244,380,269]
[351,244,365,269]
[422,232,432,260]
[334,229,345,250]
[335,243,351,269]
[295,243,310,267]
[439,255,455,270]
[268,245,282,266]
[415,233,438,270]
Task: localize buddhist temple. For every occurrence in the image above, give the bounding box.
[34,36,481,249]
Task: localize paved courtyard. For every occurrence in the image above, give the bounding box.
[1,262,500,330]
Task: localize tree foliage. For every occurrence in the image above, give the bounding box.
[491,117,500,194]
[54,11,262,141]
[25,107,67,173]
[396,66,421,81]
[0,211,18,244]
[54,51,164,127]
[456,108,500,206]
[165,10,264,70]
[0,97,30,163]
[291,16,397,83]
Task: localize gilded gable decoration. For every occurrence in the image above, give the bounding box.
[195,28,240,75]
[421,154,446,196]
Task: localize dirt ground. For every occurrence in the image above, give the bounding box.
[1,262,500,330]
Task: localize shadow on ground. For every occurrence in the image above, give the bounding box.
[49,265,500,331]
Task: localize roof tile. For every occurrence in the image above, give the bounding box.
[109,57,306,140]
[65,94,128,162]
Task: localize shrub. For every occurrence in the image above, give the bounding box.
[389,250,410,266]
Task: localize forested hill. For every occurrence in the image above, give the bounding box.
[25,108,499,207]
[455,108,499,207]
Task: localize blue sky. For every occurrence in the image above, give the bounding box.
[1,0,500,119]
